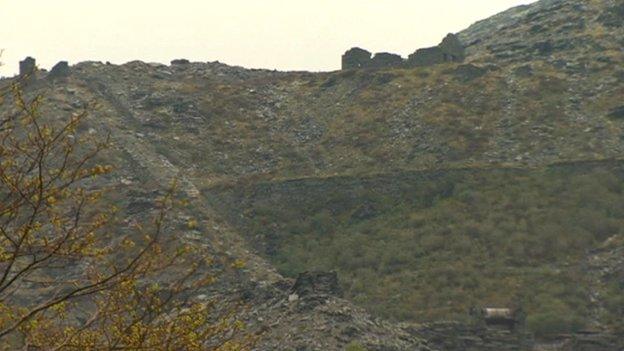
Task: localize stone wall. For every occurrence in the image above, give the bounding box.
[404,322,624,351]
[405,321,533,351]
[369,52,404,68]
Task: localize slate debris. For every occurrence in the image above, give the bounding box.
[598,4,624,27]
[291,271,342,298]
[4,0,624,349]
[452,64,488,82]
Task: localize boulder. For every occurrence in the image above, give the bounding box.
[291,271,342,297]
[342,48,372,69]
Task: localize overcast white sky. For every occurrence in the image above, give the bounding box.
[0,0,536,76]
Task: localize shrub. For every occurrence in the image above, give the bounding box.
[527,312,585,339]
[345,341,368,351]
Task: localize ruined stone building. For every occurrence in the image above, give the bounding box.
[341,33,466,70]
[19,57,37,77]
[48,61,70,79]
[341,47,373,69]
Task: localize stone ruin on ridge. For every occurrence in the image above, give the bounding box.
[341,33,466,70]
[48,61,71,79]
[19,57,37,78]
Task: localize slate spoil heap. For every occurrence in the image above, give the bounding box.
[2,0,624,349]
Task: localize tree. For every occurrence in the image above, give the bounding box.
[0,75,253,349]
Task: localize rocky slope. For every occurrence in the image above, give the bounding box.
[2,0,624,349]
[1,67,431,351]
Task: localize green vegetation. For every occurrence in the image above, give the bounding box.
[526,305,585,339]
[345,342,368,351]
[207,161,624,337]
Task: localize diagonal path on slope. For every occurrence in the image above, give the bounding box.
[80,75,282,284]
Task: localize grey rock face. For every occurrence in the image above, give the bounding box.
[342,48,373,69]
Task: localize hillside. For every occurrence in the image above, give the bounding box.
[2,0,624,349]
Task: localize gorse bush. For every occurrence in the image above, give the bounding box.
[527,312,585,338]
[345,341,368,351]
